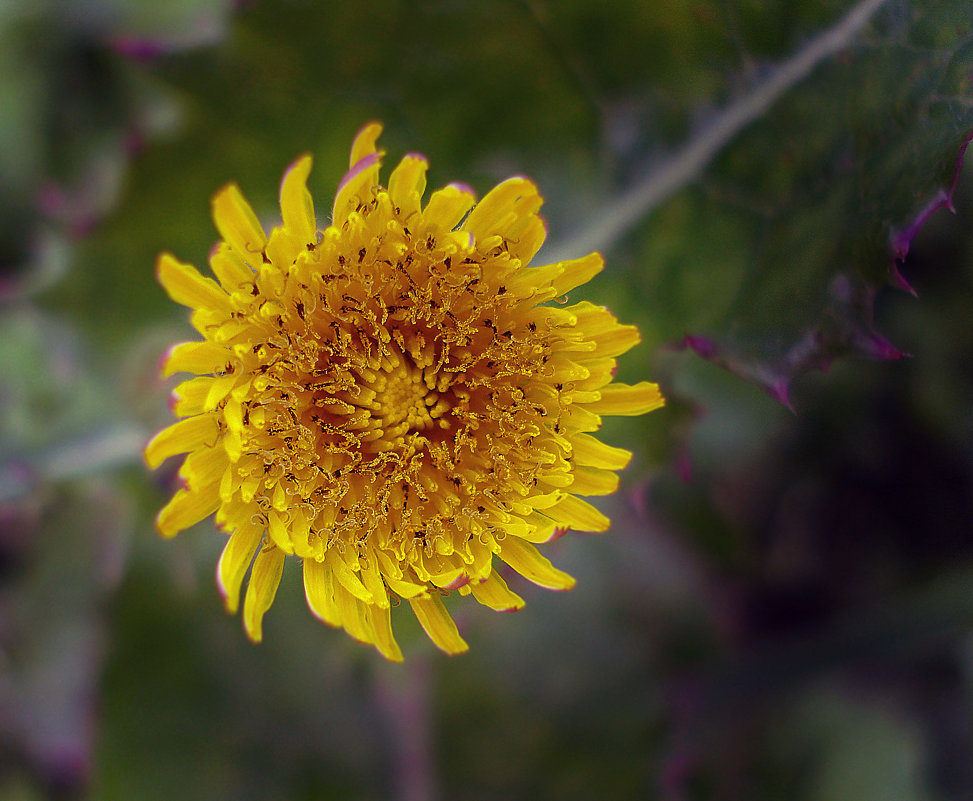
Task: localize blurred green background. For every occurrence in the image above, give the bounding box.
[3,1,973,799]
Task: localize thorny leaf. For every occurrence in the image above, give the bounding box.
[680,129,971,411]
[647,2,973,411]
[681,273,909,411]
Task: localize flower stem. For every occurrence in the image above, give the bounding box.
[544,0,890,263]
[373,654,440,801]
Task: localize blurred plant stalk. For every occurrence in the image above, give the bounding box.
[0,424,148,505]
[546,0,889,262]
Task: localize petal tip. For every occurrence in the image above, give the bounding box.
[280,153,314,194]
[443,573,470,591]
[547,526,569,543]
[355,120,384,143]
[153,510,179,539]
[143,431,168,470]
[349,121,385,167]
[448,181,476,200]
[216,565,240,614]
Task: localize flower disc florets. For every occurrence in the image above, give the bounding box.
[145,123,663,659]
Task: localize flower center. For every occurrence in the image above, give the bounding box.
[364,352,448,443]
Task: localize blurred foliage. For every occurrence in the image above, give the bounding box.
[2,0,973,799]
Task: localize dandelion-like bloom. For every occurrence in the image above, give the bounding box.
[145,124,663,660]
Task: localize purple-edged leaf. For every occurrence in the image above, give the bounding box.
[585,1,973,411]
[681,274,908,411]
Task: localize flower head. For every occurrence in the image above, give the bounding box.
[145,123,663,660]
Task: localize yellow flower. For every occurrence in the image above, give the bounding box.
[145,123,663,660]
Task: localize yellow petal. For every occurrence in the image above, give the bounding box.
[374,550,427,598]
[572,358,617,391]
[559,401,603,433]
[522,487,566,511]
[548,354,591,383]
[384,572,427,599]
[584,382,665,416]
[349,121,383,167]
[387,154,428,218]
[155,487,220,538]
[162,341,230,377]
[267,509,294,554]
[178,443,228,493]
[271,480,288,513]
[206,373,239,411]
[209,244,254,290]
[568,465,620,496]
[470,571,525,612]
[416,552,467,589]
[360,549,390,609]
[144,414,220,469]
[156,253,231,311]
[545,494,610,533]
[505,261,563,300]
[333,123,384,226]
[566,302,642,359]
[409,594,469,655]
[217,522,263,614]
[463,177,542,243]
[212,184,267,261]
[332,152,381,226]
[506,213,547,264]
[220,394,242,433]
[325,548,373,604]
[465,535,495,582]
[551,252,603,295]
[366,604,403,662]
[333,580,375,644]
[263,225,302,270]
[570,432,632,470]
[288,507,313,558]
[222,428,242,464]
[170,376,213,417]
[243,546,285,643]
[212,183,267,258]
[515,512,560,544]
[423,182,476,230]
[218,461,239,502]
[499,536,575,590]
[303,558,341,627]
[590,327,641,359]
[279,153,316,245]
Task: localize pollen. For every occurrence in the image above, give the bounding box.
[145,123,664,660]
